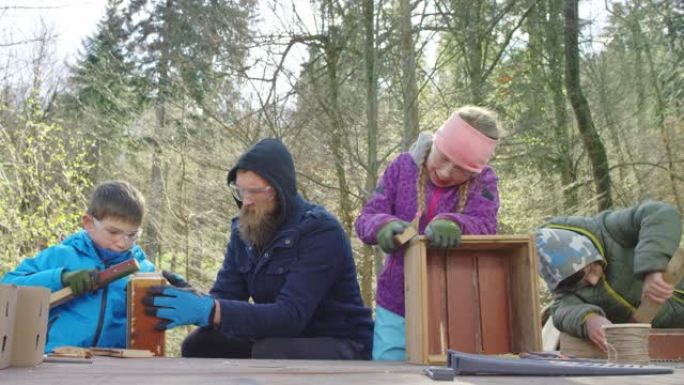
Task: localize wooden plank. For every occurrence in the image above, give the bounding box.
[426,250,448,356]
[477,252,511,354]
[404,238,429,364]
[508,235,542,353]
[445,250,480,355]
[3,356,684,385]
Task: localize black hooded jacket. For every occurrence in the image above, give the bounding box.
[213,139,373,358]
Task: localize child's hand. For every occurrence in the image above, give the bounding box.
[584,314,611,352]
[642,271,674,304]
[376,220,410,253]
[425,219,461,249]
[61,269,96,296]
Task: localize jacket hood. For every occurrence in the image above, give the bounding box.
[227,138,298,225]
[408,132,433,167]
[535,227,604,292]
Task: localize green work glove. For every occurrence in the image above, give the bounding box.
[61,269,96,296]
[376,220,410,254]
[425,219,462,249]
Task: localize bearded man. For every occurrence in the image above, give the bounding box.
[144,138,373,359]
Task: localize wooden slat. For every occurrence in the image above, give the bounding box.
[404,238,429,364]
[477,252,511,354]
[508,234,542,353]
[426,250,448,356]
[445,251,480,353]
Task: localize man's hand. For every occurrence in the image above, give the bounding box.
[425,219,462,249]
[642,271,674,304]
[143,286,215,330]
[585,314,612,352]
[61,269,96,296]
[376,220,410,254]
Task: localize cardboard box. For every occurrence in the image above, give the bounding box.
[0,284,50,369]
[404,235,541,364]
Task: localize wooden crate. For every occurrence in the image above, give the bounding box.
[404,235,541,364]
[127,274,166,356]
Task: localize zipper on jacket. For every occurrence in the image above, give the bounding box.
[91,285,108,347]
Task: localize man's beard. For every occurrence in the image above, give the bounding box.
[238,201,280,250]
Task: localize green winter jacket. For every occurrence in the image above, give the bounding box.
[545,200,684,338]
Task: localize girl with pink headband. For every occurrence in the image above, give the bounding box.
[355,105,500,361]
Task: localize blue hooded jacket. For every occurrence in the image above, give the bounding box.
[215,138,374,358]
[1,230,154,352]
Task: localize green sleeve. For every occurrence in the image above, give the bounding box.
[551,293,605,338]
[602,200,681,277]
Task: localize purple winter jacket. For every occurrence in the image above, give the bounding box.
[354,133,499,316]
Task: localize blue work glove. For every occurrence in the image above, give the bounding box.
[425,219,462,249]
[143,286,215,331]
[376,220,410,254]
[61,269,96,296]
[161,270,191,288]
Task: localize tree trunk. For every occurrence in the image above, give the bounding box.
[564,0,612,210]
[143,0,174,264]
[399,0,419,150]
[360,0,379,306]
[324,34,355,236]
[547,0,577,210]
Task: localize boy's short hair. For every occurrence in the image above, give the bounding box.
[87,181,145,225]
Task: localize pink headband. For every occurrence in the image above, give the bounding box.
[434,112,497,173]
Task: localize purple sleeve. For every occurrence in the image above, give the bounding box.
[434,166,499,234]
[354,156,404,244]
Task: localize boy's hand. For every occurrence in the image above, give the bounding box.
[377,220,410,253]
[425,219,462,249]
[585,314,612,352]
[642,271,674,304]
[61,269,96,296]
[143,286,215,330]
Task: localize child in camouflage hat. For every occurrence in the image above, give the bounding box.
[535,200,684,351]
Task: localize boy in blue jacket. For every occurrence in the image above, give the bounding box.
[1,180,155,352]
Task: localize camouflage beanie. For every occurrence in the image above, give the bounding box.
[535,228,604,292]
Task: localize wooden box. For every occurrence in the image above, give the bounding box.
[127,273,166,356]
[404,235,541,364]
[0,285,50,369]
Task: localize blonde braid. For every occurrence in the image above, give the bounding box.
[455,180,470,213]
[416,148,431,216]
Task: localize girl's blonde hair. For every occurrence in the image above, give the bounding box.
[416,106,498,217]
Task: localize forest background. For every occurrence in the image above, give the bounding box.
[0,0,682,354]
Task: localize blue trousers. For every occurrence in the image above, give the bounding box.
[182,326,369,360]
[372,305,405,361]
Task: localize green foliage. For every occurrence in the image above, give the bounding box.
[0,96,93,274]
